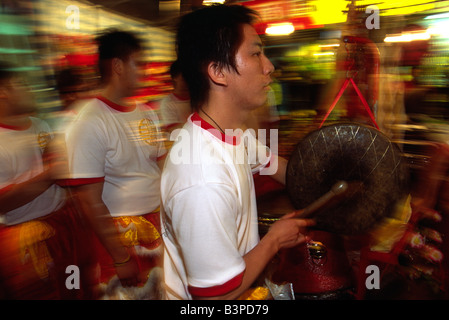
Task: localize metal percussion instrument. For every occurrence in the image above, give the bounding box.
[263,122,410,299]
[286,122,410,235]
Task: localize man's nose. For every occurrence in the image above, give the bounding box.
[264,55,274,75]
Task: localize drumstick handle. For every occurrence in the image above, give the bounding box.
[294,181,348,219]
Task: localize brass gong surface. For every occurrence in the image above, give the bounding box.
[286,123,410,235]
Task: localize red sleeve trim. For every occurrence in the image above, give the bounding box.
[164,122,182,131]
[156,153,167,162]
[57,177,105,187]
[252,156,272,177]
[0,184,15,196]
[264,158,272,169]
[188,271,244,298]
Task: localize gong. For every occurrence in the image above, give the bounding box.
[286,122,410,235]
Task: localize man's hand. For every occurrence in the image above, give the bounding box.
[266,216,315,250]
[114,255,142,287]
[73,182,142,288]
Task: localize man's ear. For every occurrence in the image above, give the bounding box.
[207,62,227,86]
[0,85,8,100]
[111,57,124,76]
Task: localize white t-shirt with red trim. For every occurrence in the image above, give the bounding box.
[159,93,192,130]
[64,97,166,217]
[160,112,271,300]
[0,117,65,226]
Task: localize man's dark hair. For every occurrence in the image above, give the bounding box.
[0,61,17,85]
[176,4,258,111]
[169,60,182,79]
[95,29,142,82]
[55,67,84,94]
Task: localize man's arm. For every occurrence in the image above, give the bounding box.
[266,155,288,186]
[0,170,54,213]
[194,216,314,300]
[169,182,314,300]
[0,145,66,214]
[71,182,141,287]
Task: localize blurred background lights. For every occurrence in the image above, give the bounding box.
[384,30,431,43]
[202,0,226,5]
[265,22,295,36]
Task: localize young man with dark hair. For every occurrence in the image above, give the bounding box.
[0,62,93,299]
[160,5,314,300]
[55,67,89,111]
[64,30,166,299]
[159,60,191,135]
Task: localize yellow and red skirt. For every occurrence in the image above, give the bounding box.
[91,209,163,299]
[0,200,96,300]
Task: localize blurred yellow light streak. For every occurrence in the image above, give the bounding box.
[265,22,295,36]
[384,31,431,43]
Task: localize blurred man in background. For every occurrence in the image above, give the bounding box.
[159,59,192,136]
[63,30,166,299]
[0,61,93,299]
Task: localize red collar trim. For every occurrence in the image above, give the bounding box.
[0,120,32,131]
[190,112,239,145]
[96,96,136,112]
[172,92,190,102]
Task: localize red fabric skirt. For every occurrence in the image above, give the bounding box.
[90,210,163,299]
[0,200,97,299]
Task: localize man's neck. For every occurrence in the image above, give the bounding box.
[100,83,130,107]
[200,101,249,133]
[0,113,31,129]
